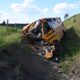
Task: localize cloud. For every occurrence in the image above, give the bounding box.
[53,2,77,13]
[0,12,11,23]
[11,0,48,14]
[0,12,30,23]
[8,0,49,23]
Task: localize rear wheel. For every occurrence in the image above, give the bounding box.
[50,41,62,62]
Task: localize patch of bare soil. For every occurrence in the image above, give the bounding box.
[0,43,68,80]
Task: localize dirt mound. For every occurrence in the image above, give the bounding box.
[0,43,68,80]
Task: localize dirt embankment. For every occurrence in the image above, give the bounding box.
[0,43,68,80]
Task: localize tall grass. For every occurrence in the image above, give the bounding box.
[0,26,20,48]
[60,14,80,73]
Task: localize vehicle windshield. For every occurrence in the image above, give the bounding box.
[32,20,51,35]
[33,20,42,29]
[31,20,42,36]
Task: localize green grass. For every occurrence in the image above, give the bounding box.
[0,26,21,48]
[60,13,80,73]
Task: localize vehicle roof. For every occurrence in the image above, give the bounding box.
[34,17,61,23]
[39,17,61,21]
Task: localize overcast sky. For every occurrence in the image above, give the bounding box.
[0,0,80,23]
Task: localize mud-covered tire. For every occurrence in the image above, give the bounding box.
[51,41,62,62]
[54,41,62,54]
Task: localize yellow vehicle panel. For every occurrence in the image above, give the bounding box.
[42,24,64,44]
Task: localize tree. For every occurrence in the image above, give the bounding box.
[64,13,69,20]
[2,20,6,26]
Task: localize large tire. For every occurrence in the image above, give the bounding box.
[51,41,62,62]
[54,41,62,54]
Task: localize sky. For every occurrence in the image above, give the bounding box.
[0,0,80,23]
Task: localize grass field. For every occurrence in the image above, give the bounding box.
[60,13,80,74]
[0,26,20,48]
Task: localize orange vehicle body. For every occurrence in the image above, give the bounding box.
[21,18,66,59]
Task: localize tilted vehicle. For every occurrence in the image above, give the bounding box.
[21,17,66,61]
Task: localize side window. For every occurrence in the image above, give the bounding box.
[48,19,56,28]
[47,19,54,28]
[43,22,51,34]
[53,18,56,21]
